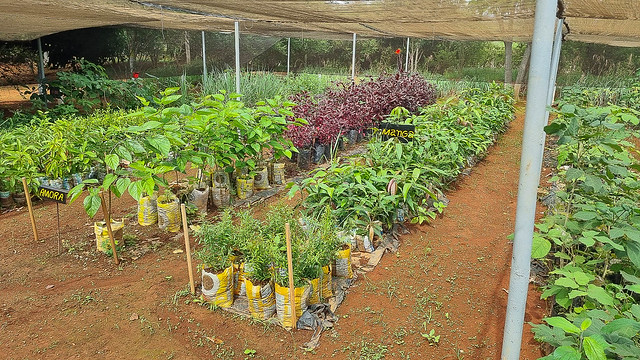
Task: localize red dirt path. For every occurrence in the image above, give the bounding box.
[0,105,547,359]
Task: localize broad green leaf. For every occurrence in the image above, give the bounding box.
[113,177,131,198]
[601,318,640,337]
[412,168,421,182]
[115,145,132,162]
[531,235,551,259]
[582,336,606,360]
[586,284,614,306]
[568,290,587,299]
[626,241,640,269]
[572,271,592,286]
[83,193,102,218]
[143,177,155,196]
[573,211,597,221]
[147,136,172,157]
[541,346,580,360]
[139,120,162,130]
[104,154,119,171]
[102,173,117,190]
[555,277,579,289]
[565,168,584,181]
[620,270,640,284]
[560,104,576,114]
[544,317,581,334]
[402,183,411,201]
[128,180,145,201]
[581,318,592,331]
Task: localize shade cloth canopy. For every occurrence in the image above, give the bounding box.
[0,1,638,46]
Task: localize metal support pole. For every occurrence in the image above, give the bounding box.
[36,38,45,97]
[351,33,356,80]
[405,38,410,72]
[500,0,557,359]
[235,21,241,94]
[546,19,564,117]
[287,38,291,76]
[201,31,207,85]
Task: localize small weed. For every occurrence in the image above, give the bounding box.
[421,329,441,345]
[243,348,256,358]
[359,340,388,360]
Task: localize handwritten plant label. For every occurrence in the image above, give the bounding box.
[372,122,415,142]
[38,186,69,204]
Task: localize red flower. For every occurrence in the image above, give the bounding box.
[395,49,401,54]
[133,72,140,79]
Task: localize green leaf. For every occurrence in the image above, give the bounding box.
[601,318,640,337]
[395,143,402,159]
[580,318,592,331]
[113,177,131,198]
[531,235,551,259]
[542,346,580,360]
[582,336,606,360]
[565,168,584,181]
[83,193,102,218]
[402,183,411,202]
[115,145,132,162]
[586,284,614,306]
[128,180,145,201]
[139,120,162,131]
[143,177,155,197]
[104,154,119,171]
[544,317,581,334]
[573,211,597,221]
[102,173,117,190]
[555,277,579,289]
[626,241,640,269]
[147,136,172,157]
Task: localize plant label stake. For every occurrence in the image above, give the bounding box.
[372,123,415,142]
[22,178,39,242]
[285,222,296,329]
[37,184,70,254]
[98,192,119,265]
[180,204,196,295]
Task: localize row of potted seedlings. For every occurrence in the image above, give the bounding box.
[195,205,352,328]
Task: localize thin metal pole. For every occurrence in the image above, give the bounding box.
[36,38,46,98]
[56,203,61,255]
[201,31,207,85]
[235,21,241,94]
[405,38,410,72]
[546,19,564,117]
[351,33,356,80]
[500,1,557,359]
[287,38,291,76]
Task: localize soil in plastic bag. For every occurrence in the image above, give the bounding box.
[94,220,124,252]
[275,282,310,329]
[309,265,333,304]
[202,266,234,308]
[245,278,276,320]
[137,194,158,226]
[270,163,286,185]
[188,186,209,215]
[236,178,254,199]
[333,244,353,278]
[157,195,181,232]
[254,167,270,190]
[297,148,314,170]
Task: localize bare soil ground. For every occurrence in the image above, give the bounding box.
[0,105,547,359]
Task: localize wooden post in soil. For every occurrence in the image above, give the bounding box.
[369,225,374,247]
[22,177,39,242]
[285,222,296,329]
[99,192,119,265]
[180,204,196,295]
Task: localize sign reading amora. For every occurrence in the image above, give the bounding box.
[38,186,69,204]
[372,122,415,142]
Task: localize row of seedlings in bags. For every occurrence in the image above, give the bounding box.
[288,84,516,255]
[194,204,352,328]
[61,88,303,255]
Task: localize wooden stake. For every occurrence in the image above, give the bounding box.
[369,224,374,247]
[285,223,296,329]
[180,203,195,295]
[56,203,61,255]
[99,192,119,265]
[22,177,39,242]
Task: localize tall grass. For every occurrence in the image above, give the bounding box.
[201,70,344,105]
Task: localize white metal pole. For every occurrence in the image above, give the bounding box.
[37,38,45,96]
[235,21,241,94]
[546,19,564,116]
[500,1,557,359]
[351,33,356,80]
[201,31,207,85]
[405,38,410,72]
[287,38,291,76]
